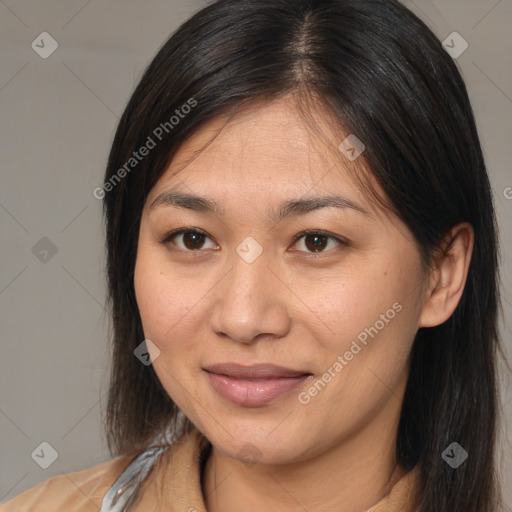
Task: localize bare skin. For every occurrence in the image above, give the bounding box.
[134,95,473,512]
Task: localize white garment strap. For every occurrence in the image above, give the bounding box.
[100,445,166,512]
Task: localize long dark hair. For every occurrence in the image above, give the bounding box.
[101,1,506,510]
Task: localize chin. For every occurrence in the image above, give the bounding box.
[203,422,308,466]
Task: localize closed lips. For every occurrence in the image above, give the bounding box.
[204,363,313,407]
[203,363,312,379]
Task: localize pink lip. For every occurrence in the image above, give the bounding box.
[204,363,312,407]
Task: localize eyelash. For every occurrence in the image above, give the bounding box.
[159,228,349,256]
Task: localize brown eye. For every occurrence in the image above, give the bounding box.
[161,228,218,251]
[304,234,329,252]
[182,231,206,250]
[292,231,347,254]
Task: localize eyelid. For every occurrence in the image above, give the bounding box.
[291,229,349,246]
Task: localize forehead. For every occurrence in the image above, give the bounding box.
[147,96,380,213]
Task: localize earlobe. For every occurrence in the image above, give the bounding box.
[419,222,474,328]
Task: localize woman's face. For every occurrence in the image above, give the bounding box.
[134,96,429,465]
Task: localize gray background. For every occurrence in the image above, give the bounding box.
[1,0,511,507]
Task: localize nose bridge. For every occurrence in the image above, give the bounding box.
[209,237,290,343]
[229,238,268,301]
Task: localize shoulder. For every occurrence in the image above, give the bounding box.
[0,453,136,512]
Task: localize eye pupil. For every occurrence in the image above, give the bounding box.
[305,234,328,252]
[184,232,205,250]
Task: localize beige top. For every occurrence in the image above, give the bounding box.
[0,428,420,511]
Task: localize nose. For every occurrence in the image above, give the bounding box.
[209,243,291,344]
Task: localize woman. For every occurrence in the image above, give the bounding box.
[1,0,505,511]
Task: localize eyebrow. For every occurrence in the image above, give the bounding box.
[149,189,368,221]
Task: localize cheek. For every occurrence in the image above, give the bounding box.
[133,249,205,404]
[303,255,424,411]
[133,243,218,358]
[134,245,191,344]
[305,257,420,348]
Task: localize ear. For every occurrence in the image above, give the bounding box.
[419,222,474,328]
